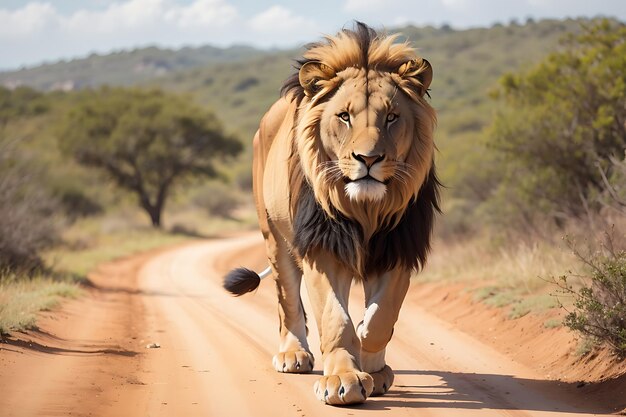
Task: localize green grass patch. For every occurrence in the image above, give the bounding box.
[483,291,519,308]
[472,285,501,302]
[508,294,560,319]
[472,285,520,308]
[575,339,595,357]
[470,285,561,319]
[544,318,562,329]
[0,274,81,334]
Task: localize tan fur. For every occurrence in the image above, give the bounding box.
[253,25,436,405]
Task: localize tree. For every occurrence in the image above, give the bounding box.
[58,87,242,227]
[0,86,49,127]
[486,20,626,227]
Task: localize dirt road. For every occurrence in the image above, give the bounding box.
[0,233,615,416]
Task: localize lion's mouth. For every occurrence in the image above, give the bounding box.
[344,175,390,185]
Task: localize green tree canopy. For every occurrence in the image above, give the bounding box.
[486,20,626,227]
[58,87,242,227]
[0,86,49,126]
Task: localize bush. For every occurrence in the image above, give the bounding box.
[485,20,626,230]
[191,181,243,219]
[555,235,626,356]
[55,186,103,220]
[0,139,61,273]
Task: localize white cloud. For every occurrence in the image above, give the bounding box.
[249,5,317,34]
[0,2,59,37]
[35,0,238,35]
[165,0,238,28]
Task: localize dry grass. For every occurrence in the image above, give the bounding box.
[418,237,577,317]
[1,204,257,334]
[422,238,574,288]
[47,224,190,277]
[0,273,81,334]
[47,204,258,276]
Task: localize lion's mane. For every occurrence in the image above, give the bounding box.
[283,23,441,278]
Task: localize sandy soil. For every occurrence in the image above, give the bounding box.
[1,233,623,416]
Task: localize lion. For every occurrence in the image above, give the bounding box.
[224,22,440,406]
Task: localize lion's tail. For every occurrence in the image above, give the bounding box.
[223,266,271,296]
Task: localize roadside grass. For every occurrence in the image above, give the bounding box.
[47,222,191,277]
[47,205,258,276]
[0,273,81,334]
[419,238,576,320]
[544,318,562,329]
[1,205,257,335]
[575,339,595,357]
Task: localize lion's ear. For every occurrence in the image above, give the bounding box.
[299,61,336,97]
[397,58,433,97]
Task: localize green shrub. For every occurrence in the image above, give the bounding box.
[485,20,626,230]
[56,187,103,220]
[555,237,626,356]
[543,318,562,329]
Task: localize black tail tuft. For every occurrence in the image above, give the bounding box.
[223,267,261,296]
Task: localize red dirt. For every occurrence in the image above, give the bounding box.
[1,233,624,416]
[411,283,626,414]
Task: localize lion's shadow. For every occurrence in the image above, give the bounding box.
[347,370,619,414]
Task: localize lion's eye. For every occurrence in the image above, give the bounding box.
[337,112,350,123]
[386,113,398,123]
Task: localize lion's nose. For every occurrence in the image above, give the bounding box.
[352,152,385,168]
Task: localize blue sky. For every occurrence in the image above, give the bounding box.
[1,0,625,70]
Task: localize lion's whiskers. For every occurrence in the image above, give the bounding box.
[318,161,344,184]
[392,162,415,187]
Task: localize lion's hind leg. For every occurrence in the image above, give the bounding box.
[358,269,410,396]
[265,228,314,374]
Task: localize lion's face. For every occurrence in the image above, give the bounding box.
[318,67,426,203]
[291,31,437,232]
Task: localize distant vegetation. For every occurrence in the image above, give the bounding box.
[483,20,626,235]
[0,45,265,90]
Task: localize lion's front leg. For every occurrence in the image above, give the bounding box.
[265,226,314,374]
[358,269,410,396]
[302,253,374,405]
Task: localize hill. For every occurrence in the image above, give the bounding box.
[0,44,267,90]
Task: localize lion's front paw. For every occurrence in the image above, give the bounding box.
[313,371,374,405]
[370,365,394,396]
[272,350,314,373]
